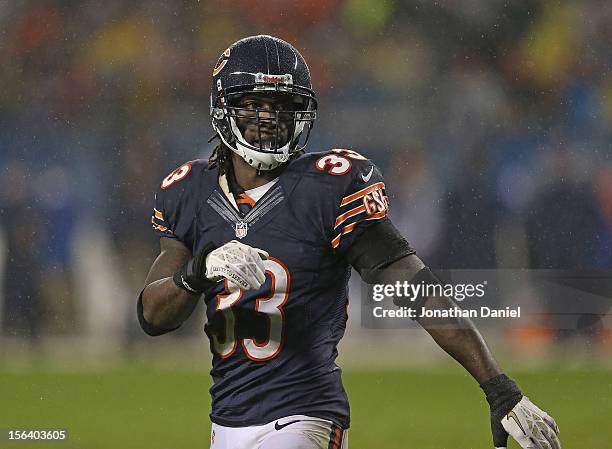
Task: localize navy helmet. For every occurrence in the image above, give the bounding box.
[210,35,317,170]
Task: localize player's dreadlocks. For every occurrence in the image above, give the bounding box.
[207,139,231,175]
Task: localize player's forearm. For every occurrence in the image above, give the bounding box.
[416,295,502,384]
[373,254,502,383]
[141,277,199,331]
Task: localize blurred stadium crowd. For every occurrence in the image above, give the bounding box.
[1,1,611,350]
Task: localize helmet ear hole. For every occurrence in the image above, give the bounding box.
[213,108,225,120]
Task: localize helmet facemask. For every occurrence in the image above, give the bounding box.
[212,88,317,171]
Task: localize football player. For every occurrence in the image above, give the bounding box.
[138,35,561,449]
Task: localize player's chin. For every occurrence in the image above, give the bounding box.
[245,132,290,151]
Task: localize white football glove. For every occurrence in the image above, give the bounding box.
[497,396,561,449]
[205,240,268,291]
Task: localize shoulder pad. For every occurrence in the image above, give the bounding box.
[294,149,389,251]
[291,148,380,190]
[151,158,213,245]
[159,159,210,192]
[289,148,373,179]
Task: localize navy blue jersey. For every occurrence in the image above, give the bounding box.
[150,149,391,429]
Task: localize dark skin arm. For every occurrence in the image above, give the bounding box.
[378,253,502,383]
[140,148,275,333]
[141,237,200,331]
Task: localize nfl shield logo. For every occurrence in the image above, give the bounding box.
[235,221,248,239]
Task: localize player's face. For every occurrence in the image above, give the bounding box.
[231,93,306,150]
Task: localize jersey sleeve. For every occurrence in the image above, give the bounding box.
[151,190,177,239]
[321,150,391,255]
[150,161,201,247]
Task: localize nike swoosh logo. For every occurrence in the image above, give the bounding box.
[507,410,527,436]
[361,166,374,182]
[274,420,301,431]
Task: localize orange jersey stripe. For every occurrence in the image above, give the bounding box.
[340,182,385,206]
[333,427,341,449]
[153,208,164,220]
[152,223,168,232]
[331,222,357,248]
[331,210,387,248]
[236,193,256,207]
[334,204,366,229]
[151,216,172,233]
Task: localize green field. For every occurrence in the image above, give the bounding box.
[0,363,609,448]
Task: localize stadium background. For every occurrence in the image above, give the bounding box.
[1,1,611,448]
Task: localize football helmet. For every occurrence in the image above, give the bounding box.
[210,35,317,171]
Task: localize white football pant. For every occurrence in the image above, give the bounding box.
[210,415,348,449]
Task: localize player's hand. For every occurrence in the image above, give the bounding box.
[496,396,561,449]
[205,240,268,291]
[481,374,560,449]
